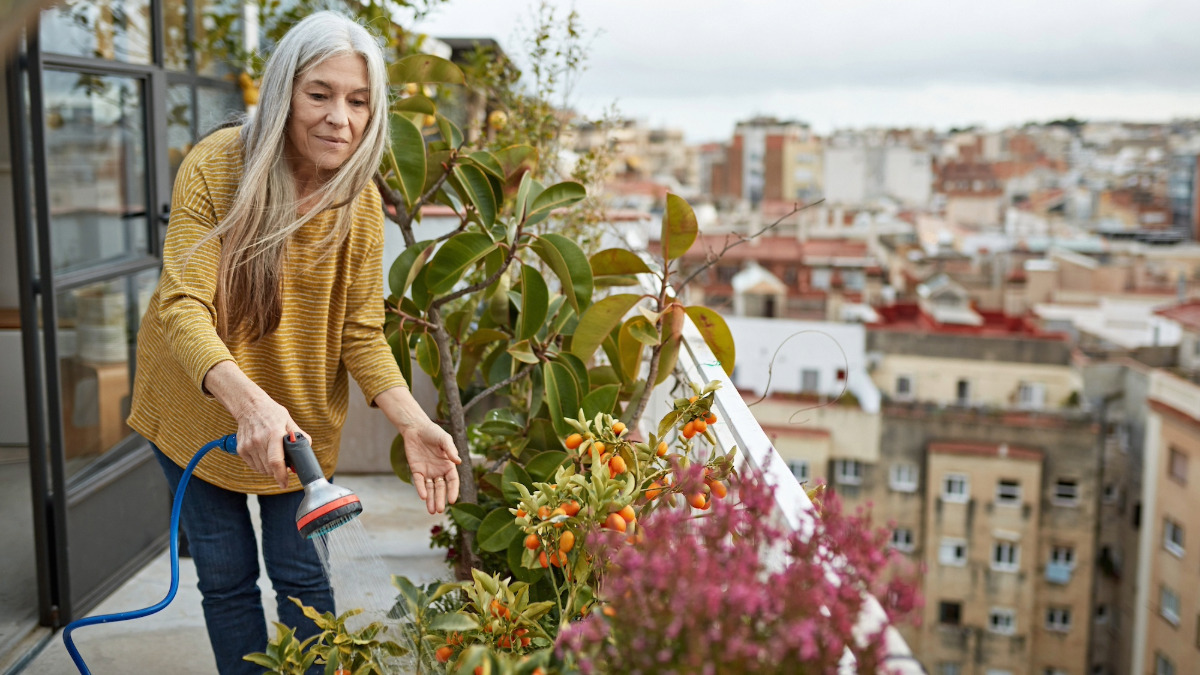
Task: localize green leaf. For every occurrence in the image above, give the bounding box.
[388,54,465,85]
[685,306,736,376]
[477,508,521,552]
[466,151,505,179]
[570,294,641,362]
[589,248,652,276]
[525,180,586,225]
[392,94,436,114]
[389,115,426,209]
[531,233,593,313]
[436,114,464,149]
[524,451,570,481]
[553,351,589,396]
[480,408,523,435]
[388,240,434,299]
[627,316,660,346]
[465,328,509,347]
[449,503,487,532]
[486,350,513,386]
[617,319,644,381]
[388,330,412,388]
[526,418,558,452]
[502,462,533,505]
[660,193,699,262]
[517,264,549,341]
[543,361,579,438]
[506,339,538,364]
[453,164,497,228]
[657,410,682,439]
[582,384,620,419]
[415,332,440,377]
[390,433,411,483]
[425,232,495,295]
[428,613,480,632]
[493,144,538,179]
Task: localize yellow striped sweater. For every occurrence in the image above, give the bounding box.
[128,126,406,494]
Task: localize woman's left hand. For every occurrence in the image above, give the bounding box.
[403,420,461,514]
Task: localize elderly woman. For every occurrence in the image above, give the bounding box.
[126,11,458,674]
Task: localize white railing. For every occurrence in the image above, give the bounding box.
[639,303,923,673]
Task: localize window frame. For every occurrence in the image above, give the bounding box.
[1045,607,1072,632]
[991,540,1020,572]
[786,459,810,483]
[890,527,915,553]
[942,473,969,503]
[895,374,914,401]
[995,479,1021,506]
[833,459,863,486]
[1169,446,1188,485]
[1161,584,1181,626]
[889,462,919,492]
[987,607,1017,635]
[1049,545,1076,568]
[1164,518,1185,557]
[939,537,968,567]
[1053,478,1080,506]
[938,600,963,626]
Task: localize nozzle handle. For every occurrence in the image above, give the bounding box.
[283,433,325,486]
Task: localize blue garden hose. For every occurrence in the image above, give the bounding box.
[62,435,237,675]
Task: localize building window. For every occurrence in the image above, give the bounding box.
[1156,653,1176,675]
[787,459,810,483]
[988,608,1016,635]
[1095,603,1109,624]
[955,378,971,406]
[833,459,863,485]
[1164,519,1185,557]
[996,479,1021,506]
[1053,478,1079,506]
[939,538,968,566]
[811,268,832,290]
[1169,447,1188,484]
[1046,607,1072,632]
[1017,381,1046,409]
[938,664,962,675]
[992,541,1020,572]
[1050,545,1075,568]
[1161,585,1181,625]
[801,368,820,393]
[891,528,915,553]
[843,269,865,291]
[895,374,914,401]
[943,473,969,503]
[889,463,919,492]
[939,601,963,626]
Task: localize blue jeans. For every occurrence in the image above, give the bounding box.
[152,445,334,675]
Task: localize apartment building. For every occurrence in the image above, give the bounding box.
[705,116,823,207]
[874,408,1101,675]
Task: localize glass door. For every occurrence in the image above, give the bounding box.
[10,0,243,626]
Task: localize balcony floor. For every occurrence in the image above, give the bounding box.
[24,475,451,674]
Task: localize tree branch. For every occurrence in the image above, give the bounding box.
[386,306,435,331]
[375,172,416,246]
[677,200,823,291]
[463,362,538,414]
[431,230,521,309]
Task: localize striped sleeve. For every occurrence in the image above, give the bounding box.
[341,186,407,405]
[157,151,235,393]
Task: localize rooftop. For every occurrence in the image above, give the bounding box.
[1155,299,1200,333]
[929,441,1043,462]
[870,302,1066,340]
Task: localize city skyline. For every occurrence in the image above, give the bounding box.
[415,0,1200,141]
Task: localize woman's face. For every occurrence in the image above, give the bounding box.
[285,53,371,181]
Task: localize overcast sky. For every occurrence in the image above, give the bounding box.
[411,0,1200,143]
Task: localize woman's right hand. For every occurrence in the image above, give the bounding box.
[234,396,305,489]
[204,360,303,489]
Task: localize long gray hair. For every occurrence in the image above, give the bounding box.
[204,11,389,342]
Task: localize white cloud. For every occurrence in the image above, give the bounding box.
[413,0,1200,141]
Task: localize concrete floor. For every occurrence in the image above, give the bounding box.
[23,475,452,674]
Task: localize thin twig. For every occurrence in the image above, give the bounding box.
[431,230,521,309]
[386,306,435,331]
[743,329,851,425]
[463,362,538,414]
[677,199,824,291]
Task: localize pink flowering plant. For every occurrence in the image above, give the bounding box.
[555,468,921,674]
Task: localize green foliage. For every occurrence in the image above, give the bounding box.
[243,599,405,675]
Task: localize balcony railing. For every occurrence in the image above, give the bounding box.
[640,300,922,673]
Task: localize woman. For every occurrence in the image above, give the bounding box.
[127,12,459,674]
